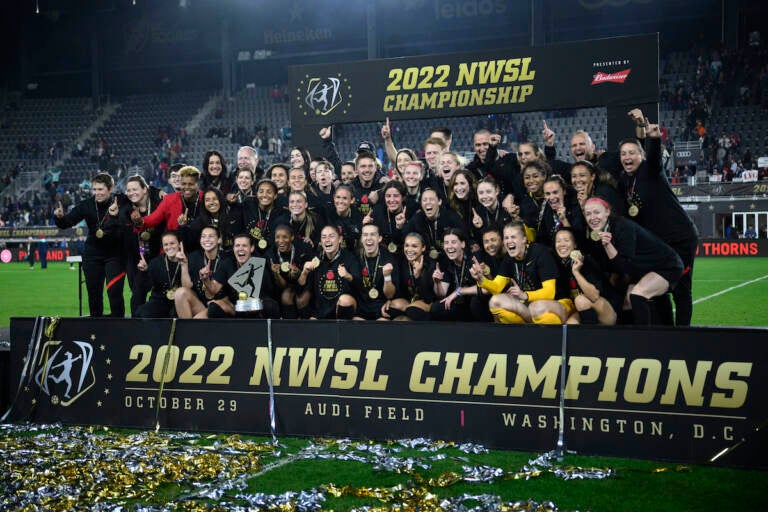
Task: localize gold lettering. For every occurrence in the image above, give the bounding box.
[437,352,478,394]
[710,362,752,408]
[330,349,361,389]
[359,350,389,390]
[472,353,509,396]
[509,355,560,398]
[519,84,534,102]
[248,346,285,386]
[597,357,625,401]
[564,356,602,399]
[659,360,712,406]
[623,358,662,403]
[286,347,334,387]
[409,351,440,392]
[456,62,478,86]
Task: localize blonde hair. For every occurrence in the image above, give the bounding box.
[178,166,201,179]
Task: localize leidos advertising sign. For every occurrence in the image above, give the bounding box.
[289,34,658,124]
[8,319,766,468]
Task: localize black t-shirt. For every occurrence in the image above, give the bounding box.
[146,254,182,301]
[397,255,437,303]
[304,249,363,318]
[188,250,235,302]
[357,250,400,308]
[497,243,559,293]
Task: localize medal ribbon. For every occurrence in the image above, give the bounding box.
[155,318,177,431]
[363,252,380,291]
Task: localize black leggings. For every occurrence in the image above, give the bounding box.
[126,262,152,316]
[82,253,125,317]
[670,236,697,326]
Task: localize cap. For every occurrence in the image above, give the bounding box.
[356,141,375,154]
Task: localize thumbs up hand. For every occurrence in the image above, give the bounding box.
[108,196,119,216]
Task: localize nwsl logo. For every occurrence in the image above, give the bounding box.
[591,68,631,85]
[305,77,343,115]
[34,340,96,406]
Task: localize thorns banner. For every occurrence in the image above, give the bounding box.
[8,318,767,468]
[288,34,658,125]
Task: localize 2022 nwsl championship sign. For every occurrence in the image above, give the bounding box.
[7,318,767,468]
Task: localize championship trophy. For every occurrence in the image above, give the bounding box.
[227,257,266,315]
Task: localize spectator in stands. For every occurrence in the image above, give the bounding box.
[744,224,757,239]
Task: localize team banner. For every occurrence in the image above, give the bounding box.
[288,34,658,125]
[7,318,767,468]
[0,226,84,240]
[672,181,768,197]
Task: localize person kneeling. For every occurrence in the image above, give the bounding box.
[470,221,567,325]
[174,226,235,319]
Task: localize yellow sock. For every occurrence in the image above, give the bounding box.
[533,312,562,325]
[490,308,525,324]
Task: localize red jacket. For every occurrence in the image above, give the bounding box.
[140,190,203,231]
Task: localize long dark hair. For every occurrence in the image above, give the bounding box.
[202,149,229,193]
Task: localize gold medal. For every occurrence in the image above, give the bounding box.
[387,242,398,253]
[166,287,177,300]
[311,257,320,267]
[250,227,262,239]
[590,229,601,242]
[483,264,491,277]
[429,248,439,260]
[258,239,268,250]
[95,228,104,239]
[570,250,582,261]
[280,262,291,273]
[368,288,379,299]
[628,204,639,217]
[140,231,151,241]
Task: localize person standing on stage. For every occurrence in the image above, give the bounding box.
[619,109,698,325]
[132,165,204,250]
[54,172,126,317]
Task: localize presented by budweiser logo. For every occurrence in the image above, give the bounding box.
[591,68,631,85]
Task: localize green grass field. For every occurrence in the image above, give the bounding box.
[1,258,767,327]
[2,258,767,510]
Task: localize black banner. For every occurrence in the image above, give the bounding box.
[672,182,768,197]
[674,146,702,167]
[0,226,84,240]
[288,34,659,125]
[8,318,767,468]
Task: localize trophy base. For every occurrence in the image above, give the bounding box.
[235,298,263,313]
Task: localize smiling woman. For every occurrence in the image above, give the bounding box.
[473,221,569,325]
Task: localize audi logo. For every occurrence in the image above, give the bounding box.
[676,151,692,157]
